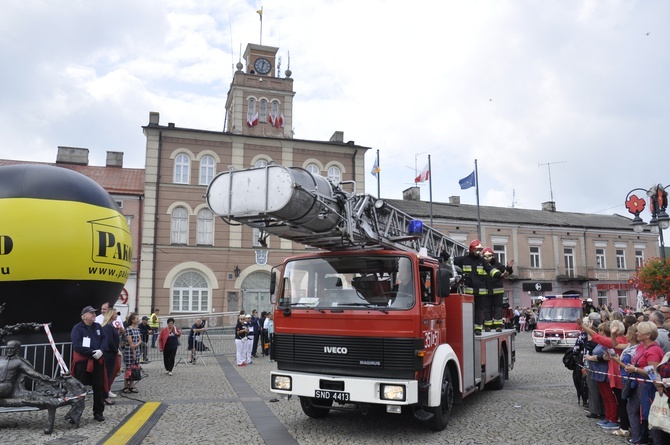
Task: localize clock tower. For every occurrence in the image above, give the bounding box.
[224,43,295,138]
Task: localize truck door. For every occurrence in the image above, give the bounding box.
[420,266,444,359]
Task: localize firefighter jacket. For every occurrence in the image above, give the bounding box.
[454,253,501,296]
[486,258,513,295]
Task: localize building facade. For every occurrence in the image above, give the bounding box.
[138,43,370,318]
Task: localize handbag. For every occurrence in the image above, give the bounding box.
[648,392,670,434]
[125,364,142,381]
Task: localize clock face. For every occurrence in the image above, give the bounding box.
[254,58,271,75]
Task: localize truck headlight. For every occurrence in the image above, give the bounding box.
[566,331,580,338]
[533,331,544,338]
[380,384,406,401]
[272,375,292,391]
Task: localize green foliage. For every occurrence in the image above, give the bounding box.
[634,257,670,303]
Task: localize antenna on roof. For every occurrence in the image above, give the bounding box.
[538,161,566,202]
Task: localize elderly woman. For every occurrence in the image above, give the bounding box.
[158,317,181,376]
[622,321,664,445]
[235,314,250,366]
[122,313,142,394]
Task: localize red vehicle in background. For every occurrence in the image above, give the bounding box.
[532,295,583,352]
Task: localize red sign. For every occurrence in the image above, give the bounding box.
[595,283,631,290]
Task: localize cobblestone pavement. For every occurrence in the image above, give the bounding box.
[0,334,630,445]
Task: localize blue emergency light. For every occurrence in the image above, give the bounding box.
[408,220,423,236]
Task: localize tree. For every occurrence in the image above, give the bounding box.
[633,257,670,303]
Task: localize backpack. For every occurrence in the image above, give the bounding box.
[562,349,577,370]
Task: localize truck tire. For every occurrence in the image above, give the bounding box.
[534,345,543,352]
[486,353,507,390]
[428,368,454,431]
[299,396,332,419]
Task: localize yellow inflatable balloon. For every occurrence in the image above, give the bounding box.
[0,164,132,342]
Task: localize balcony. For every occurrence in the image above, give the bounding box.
[556,266,589,282]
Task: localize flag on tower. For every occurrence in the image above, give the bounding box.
[415,163,430,183]
[257,7,263,21]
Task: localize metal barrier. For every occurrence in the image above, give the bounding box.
[0,342,72,381]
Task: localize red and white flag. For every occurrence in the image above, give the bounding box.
[415,163,430,183]
[268,113,275,126]
[247,112,259,127]
[276,113,284,128]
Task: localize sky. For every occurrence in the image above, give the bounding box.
[2,0,669,240]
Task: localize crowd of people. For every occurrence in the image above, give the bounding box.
[567,303,670,445]
[235,309,274,366]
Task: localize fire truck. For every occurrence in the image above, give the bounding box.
[206,165,515,431]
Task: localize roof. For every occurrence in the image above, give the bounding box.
[0,159,144,195]
[386,198,637,232]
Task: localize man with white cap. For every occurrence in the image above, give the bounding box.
[70,305,107,422]
[244,314,255,364]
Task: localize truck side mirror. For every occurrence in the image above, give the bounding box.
[270,270,277,296]
[437,266,453,297]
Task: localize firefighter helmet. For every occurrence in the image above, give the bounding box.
[469,239,484,254]
[482,247,494,257]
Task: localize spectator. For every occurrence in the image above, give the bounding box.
[264,312,274,360]
[138,316,151,363]
[100,308,121,406]
[651,348,670,445]
[649,310,670,353]
[622,321,664,445]
[187,318,207,363]
[582,321,619,430]
[71,306,106,422]
[149,308,160,348]
[244,314,255,363]
[235,314,249,366]
[581,312,604,420]
[122,313,142,394]
[95,302,125,336]
[250,309,261,357]
[260,311,268,356]
[158,317,181,375]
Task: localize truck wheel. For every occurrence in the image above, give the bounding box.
[299,396,332,419]
[486,353,507,390]
[428,368,453,431]
[534,345,543,352]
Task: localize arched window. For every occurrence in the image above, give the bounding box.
[260,99,268,123]
[172,271,209,312]
[327,166,341,183]
[255,159,268,168]
[247,98,256,123]
[196,208,213,245]
[171,207,188,244]
[199,155,215,185]
[306,164,320,175]
[174,154,190,184]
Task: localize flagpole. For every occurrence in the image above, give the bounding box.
[428,154,433,227]
[475,159,481,240]
[376,149,381,198]
[258,7,263,45]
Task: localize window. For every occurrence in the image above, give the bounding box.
[616,249,626,269]
[563,248,575,276]
[174,154,190,184]
[196,208,213,245]
[306,164,320,175]
[260,99,268,123]
[618,290,627,309]
[247,98,256,123]
[171,207,188,244]
[493,244,506,265]
[254,159,268,168]
[252,228,268,247]
[635,250,644,268]
[595,248,606,269]
[529,246,541,268]
[199,155,215,185]
[327,166,341,183]
[270,100,279,121]
[172,271,209,312]
[597,291,607,308]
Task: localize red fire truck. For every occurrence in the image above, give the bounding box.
[207,165,516,431]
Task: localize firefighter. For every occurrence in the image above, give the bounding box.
[454,240,502,335]
[482,247,514,332]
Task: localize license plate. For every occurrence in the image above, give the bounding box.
[314,390,350,402]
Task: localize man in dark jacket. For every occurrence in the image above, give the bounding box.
[482,247,514,332]
[454,239,501,335]
[71,305,107,422]
[250,310,261,358]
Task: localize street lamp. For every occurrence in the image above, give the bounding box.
[625,184,669,260]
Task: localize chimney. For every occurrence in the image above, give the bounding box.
[329,131,344,142]
[106,151,124,168]
[449,196,461,205]
[56,146,89,165]
[402,186,421,201]
[542,201,556,212]
[149,111,160,126]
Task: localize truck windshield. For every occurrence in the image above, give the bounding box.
[538,307,582,322]
[277,255,415,310]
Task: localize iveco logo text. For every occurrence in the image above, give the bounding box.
[324,346,348,354]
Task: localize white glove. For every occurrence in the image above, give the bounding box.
[92,349,103,360]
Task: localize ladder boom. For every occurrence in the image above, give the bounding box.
[206,165,467,258]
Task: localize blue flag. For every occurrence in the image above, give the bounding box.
[459,171,475,189]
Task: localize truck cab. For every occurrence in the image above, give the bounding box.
[532,295,583,352]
